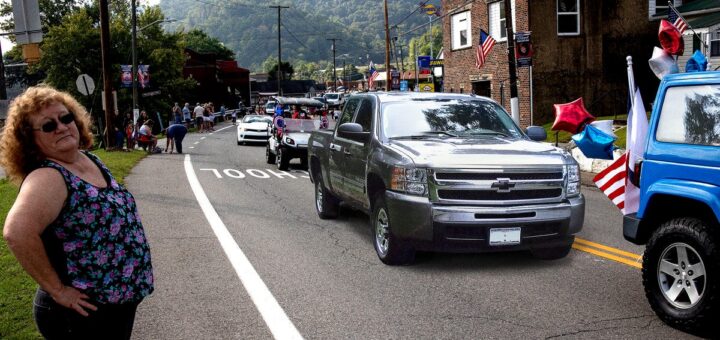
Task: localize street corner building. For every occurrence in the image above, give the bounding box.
[440,0,661,128]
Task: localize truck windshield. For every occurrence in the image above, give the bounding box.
[283,118,320,132]
[325,94,339,100]
[381,99,523,139]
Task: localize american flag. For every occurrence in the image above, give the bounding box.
[593,152,628,211]
[368,61,379,89]
[668,5,687,34]
[475,29,496,69]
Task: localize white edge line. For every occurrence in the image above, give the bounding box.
[183,154,303,340]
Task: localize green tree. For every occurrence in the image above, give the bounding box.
[182,29,234,59]
[267,61,294,81]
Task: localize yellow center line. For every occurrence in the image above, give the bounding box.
[574,237,643,261]
[571,237,643,269]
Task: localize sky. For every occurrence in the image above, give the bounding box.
[1,0,161,55]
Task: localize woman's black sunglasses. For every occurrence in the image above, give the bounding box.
[33,112,75,133]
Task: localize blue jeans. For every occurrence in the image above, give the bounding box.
[33,288,140,340]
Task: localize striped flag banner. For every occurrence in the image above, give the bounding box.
[593,152,628,211]
[668,4,688,34]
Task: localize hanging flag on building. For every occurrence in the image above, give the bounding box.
[475,29,496,69]
[368,61,379,89]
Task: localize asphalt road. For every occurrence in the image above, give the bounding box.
[127,121,698,339]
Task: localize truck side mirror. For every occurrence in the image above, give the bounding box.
[338,123,370,143]
[526,126,547,141]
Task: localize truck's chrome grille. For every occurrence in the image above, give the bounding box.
[438,189,562,200]
[435,172,563,181]
[429,167,566,205]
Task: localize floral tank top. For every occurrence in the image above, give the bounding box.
[40,151,153,304]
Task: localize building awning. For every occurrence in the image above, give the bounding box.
[688,11,720,28]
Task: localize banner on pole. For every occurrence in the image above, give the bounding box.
[138,65,150,89]
[121,65,132,88]
[515,31,533,67]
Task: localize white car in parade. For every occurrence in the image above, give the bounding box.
[237,114,273,145]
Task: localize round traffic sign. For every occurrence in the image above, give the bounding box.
[76,74,95,96]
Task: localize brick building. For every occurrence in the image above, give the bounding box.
[441,0,658,127]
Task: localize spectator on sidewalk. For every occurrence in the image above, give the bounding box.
[182,103,191,123]
[165,122,188,154]
[137,119,158,153]
[193,103,204,131]
[172,102,182,124]
[0,85,154,339]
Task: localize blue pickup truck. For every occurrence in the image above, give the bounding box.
[623,72,720,333]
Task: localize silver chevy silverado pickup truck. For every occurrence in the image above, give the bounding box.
[308,92,585,265]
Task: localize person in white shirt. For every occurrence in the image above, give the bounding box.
[193,103,205,132]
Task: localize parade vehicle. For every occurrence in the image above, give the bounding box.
[308,92,585,265]
[236,114,273,145]
[622,72,720,333]
[266,97,325,170]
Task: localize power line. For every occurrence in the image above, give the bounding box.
[282,23,309,50]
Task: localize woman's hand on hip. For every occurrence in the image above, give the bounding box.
[52,285,98,316]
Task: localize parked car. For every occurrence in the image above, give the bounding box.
[236,114,273,145]
[308,92,584,265]
[323,92,345,107]
[623,71,720,334]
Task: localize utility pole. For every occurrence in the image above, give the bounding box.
[504,0,520,124]
[99,0,115,148]
[270,5,289,96]
[383,0,391,90]
[0,43,6,100]
[131,0,137,112]
[327,38,340,91]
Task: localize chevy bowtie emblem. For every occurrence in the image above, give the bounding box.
[491,178,515,193]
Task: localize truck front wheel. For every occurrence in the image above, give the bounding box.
[643,217,719,335]
[314,175,339,219]
[372,194,415,265]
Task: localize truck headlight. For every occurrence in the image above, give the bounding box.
[390,167,427,196]
[566,164,580,197]
[239,126,246,132]
[567,164,579,182]
[285,137,295,145]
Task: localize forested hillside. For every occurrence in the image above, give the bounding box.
[160,0,441,71]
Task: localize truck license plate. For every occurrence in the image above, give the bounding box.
[489,227,521,246]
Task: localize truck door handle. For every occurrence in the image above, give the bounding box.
[329,143,342,152]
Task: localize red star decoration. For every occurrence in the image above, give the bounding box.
[551,98,596,134]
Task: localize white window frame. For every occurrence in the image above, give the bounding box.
[557,0,580,36]
[710,31,720,57]
[451,11,472,50]
[489,1,516,42]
